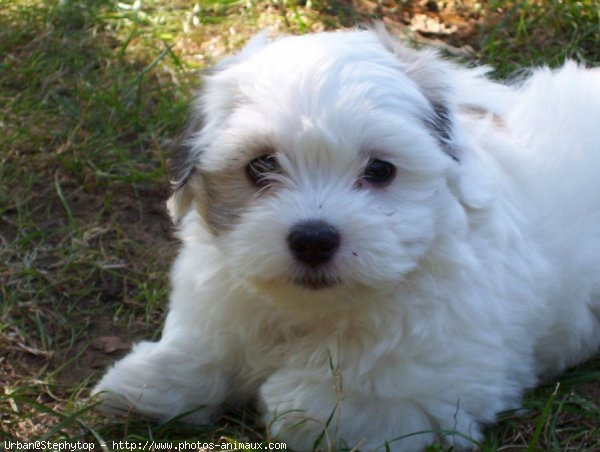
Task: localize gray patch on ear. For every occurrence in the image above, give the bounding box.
[426,102,460,162]
[166,90,208,224]
[170,140,197,192]
[169,92,209,191]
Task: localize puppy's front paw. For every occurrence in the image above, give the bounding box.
[91,341,223,424]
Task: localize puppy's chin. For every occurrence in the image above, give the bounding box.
[290,266,341,290]
[291,275,338,290]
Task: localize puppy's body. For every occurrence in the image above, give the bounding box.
[93,29,600,450]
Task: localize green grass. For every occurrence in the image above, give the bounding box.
[1,0,598,450]
[478,0,600,77]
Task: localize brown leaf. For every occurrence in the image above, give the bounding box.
[91,336,131,354]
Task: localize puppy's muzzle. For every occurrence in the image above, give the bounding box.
[287,220,340,267]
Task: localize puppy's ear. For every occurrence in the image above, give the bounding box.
[167,30,275,224]
[166,106,207,224]
[374,24,460,162]
[375,25,498,209]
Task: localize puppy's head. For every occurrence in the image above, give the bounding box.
[169,28,484,300]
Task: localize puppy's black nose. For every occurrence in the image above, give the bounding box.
[287,220,341,267]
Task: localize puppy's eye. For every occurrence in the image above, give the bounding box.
[362,159,396,186]
[246,154,280,187]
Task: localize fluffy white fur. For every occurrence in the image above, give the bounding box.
[92,28,600,451]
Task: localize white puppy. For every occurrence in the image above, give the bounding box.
[92,27,600,451]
